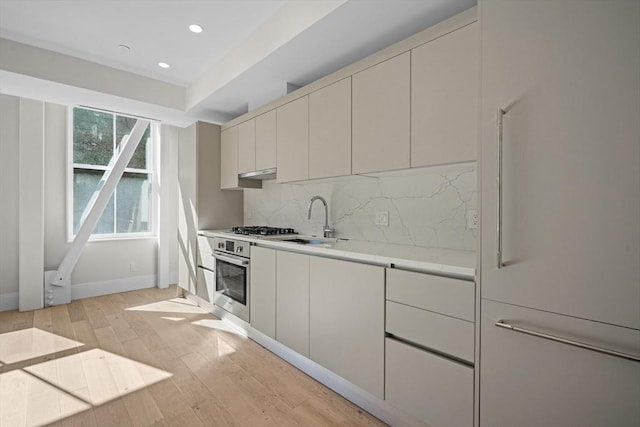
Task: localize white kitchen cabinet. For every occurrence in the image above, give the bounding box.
[386,268,474,322]
[221,125,260,190]
[276,251,309,357]
[386,338,473,427]
[178,122,243,293]
[196,266,215,302]
[309,78,352,179]
[309,257,384,398]
[250,246,276,339]
[352,52,410,174]
[237,118,256,174]
[411,21,477,167]
[481,299,640,427]
[480,0,640,329]
[276,96,309,183]
[255,110,277,171]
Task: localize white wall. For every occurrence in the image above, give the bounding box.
[0,94,179,311]
[244,163,477,251]
[0,94,20,311]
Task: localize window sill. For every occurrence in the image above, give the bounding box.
[67,233,158,243]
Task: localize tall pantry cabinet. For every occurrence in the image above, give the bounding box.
[479,1,640,426]
[177,121,243,294]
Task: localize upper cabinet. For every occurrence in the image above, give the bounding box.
[411,22,478,167]
[276,96,309,183]
[255,110,277,171]
[309,78,352,179]
[352,52,411,174]
[220,125,261,190]
[237,118,256,174]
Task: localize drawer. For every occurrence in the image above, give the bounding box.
[386,268,474,321]
[386,337,473,427]
[197,236,216,270]
[386,301,474,362]
[196,267,215,302]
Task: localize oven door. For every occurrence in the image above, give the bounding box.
[213,252,250,322]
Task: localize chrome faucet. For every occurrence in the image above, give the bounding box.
[307,196,334,238]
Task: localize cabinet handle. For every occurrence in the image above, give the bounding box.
[496,108,506,268]
[495,320,640,363]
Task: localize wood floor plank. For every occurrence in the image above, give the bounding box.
[0,285,387,427]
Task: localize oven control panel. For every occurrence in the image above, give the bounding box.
[212,237,250,259]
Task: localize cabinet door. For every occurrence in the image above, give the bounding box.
[411,22,477,167]
[237,119,256,174]
[481,0,640,328]
[352,52,410,174]
[220,126,239,189]
[481,299,640,427]
[255,110,276,171]
[178,123,197,292]
[250,246,276,339]
[276,251,309,357]
[386,338,473,427]
[309,257,384,398]
[196,267,214,303]
[309,78,352,179]
[276,97,309,183]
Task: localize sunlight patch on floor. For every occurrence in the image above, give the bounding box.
[24,349,172,406]
[0,328,83,364]
[160,316,185,322]
[125,298,207,314]
[0,370,90,427]
[192,318,247,337]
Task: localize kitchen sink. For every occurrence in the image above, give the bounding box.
[281,237,341,247]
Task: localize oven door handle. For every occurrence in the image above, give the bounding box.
[213,253,250,266]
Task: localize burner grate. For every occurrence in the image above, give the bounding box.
[231,226,296,236]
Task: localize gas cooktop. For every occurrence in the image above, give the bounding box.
[230,226,297,237]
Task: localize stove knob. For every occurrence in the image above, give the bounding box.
[236,246,243,253]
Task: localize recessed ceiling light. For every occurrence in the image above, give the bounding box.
[189,24,203,33]
[158,62,170,69]
[118,44,131,51]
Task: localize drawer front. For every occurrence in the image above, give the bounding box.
[386,301,474,362]
[481,299,640,427]
[197,236,216,270]
[386,338,473,427]
[196,267,215,302]
[386,268,474,321]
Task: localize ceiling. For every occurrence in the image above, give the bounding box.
[0,0,476,126]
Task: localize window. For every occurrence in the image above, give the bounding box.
[70,106,156,239]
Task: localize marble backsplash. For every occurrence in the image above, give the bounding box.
[244,162,477,251]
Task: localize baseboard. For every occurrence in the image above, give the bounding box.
[0,292,19,312]
[71,274,157,300]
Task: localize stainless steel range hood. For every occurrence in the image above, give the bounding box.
[238,168,277,180]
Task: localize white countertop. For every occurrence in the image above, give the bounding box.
[200,230,476,280]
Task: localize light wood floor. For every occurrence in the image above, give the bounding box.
[0,286,386,427]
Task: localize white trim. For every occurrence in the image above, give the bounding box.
[70,274,156,301]
[157,271,178,289]
[184,292,423,427]
[0,293,19,312]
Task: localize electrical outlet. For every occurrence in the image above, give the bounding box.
[129,262,137,272]
[467,210,478,229]
[375,211,389,226]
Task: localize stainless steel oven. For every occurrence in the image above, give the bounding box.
[212,237,250,322]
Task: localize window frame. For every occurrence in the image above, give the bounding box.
[66,106,159,242]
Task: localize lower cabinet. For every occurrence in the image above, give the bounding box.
[250,246,276,338]
[385,338,473,427]
[481,299,640,427]
[196,266,215,303]
[309,257,385,398]
[276,251,310,357]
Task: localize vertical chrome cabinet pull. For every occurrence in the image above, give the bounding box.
[496,108,506,268]
[496,321,640,363]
